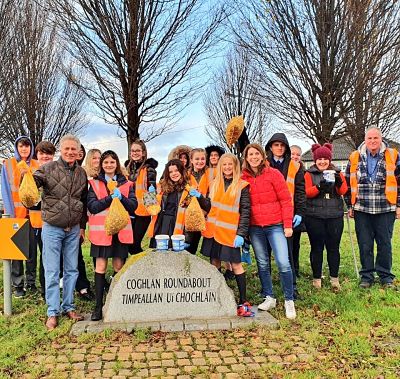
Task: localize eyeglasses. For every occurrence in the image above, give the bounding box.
[131,149,142,153]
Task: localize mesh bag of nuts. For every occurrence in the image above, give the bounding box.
[225,115,244,147]
[184,197,206,232]
[143,191,161,216]
[18,161,40,208]
[105,180,130,235]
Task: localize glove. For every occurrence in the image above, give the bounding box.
[334,172,343,187]
[189,188,201,198]
[111,188,122,200]
[293,214,302,228]
[242,237,251,254]
[317,178,331,192]
[234,235,244,248]
[148,185,156,193]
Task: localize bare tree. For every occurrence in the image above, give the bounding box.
[0,0,15,128]
[204,45,271,156]
[0,0,87,157]
[49,0,225,149]
[234,0,400,147]
[233,0,363,144]
[342,1,400,147]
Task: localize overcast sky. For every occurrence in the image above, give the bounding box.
[80,103,312,178]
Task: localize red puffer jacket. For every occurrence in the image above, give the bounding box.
[241,167,293,228]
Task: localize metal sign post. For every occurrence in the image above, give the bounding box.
[1,214,12,316]
[0,215,29,317]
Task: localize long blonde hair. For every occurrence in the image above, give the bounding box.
[84,148,101,178]
[209,153,242,200]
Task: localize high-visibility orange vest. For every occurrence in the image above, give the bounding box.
[286,160,300,203]
[29,209,42,228]
[4,157,42,227]
[190,168,211,196]
[134,168,150,216]
[208,167,216,182]
[349,148,398,205]
[148,188,189,238]
[204,179,248,248]
[88,179,133,246]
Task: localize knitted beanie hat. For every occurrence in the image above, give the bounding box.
[312,143,333,162]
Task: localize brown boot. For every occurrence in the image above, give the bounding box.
[312,279,322,289]
[330,277,341,291]
[45,316,58,331]
[63,311,84,321]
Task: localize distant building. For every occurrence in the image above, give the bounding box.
[301,136,400,171]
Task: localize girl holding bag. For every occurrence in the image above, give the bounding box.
[186,148,211,254]
[148,159,209,247]
[126,139,158,254]
[201,153,252,317]
[88,150,137,321]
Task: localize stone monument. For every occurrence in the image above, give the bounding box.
[103,250,237,323]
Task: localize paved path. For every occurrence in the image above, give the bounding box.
[23,328,317,378]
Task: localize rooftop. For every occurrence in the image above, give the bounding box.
[302,136,400,162]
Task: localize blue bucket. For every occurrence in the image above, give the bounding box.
[155,234,169,251]
[171,234,185,252]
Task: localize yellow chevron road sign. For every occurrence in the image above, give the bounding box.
[0,218,29,260]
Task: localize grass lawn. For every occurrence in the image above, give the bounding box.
[0,219,399,378]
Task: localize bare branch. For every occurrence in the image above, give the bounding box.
[203,44,272,157]
[0,0,88,157]
[49,0,226,146]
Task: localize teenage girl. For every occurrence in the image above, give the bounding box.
[126,139,158,254]
[88,150,137,321]
[201,153,252,316]
[148,159,209,247]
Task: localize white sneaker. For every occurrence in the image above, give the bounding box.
[258,296,276,311]
[284,300,296,319]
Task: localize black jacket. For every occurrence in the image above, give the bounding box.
[305,166,344,219]
[127,158,158,189]
[265,133,306,217]
[87,173,137,216]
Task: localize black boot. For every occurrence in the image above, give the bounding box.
[235,272,247,305]
[224,269,235,281]
[91,272,105,321]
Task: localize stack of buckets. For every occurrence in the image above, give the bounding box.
[155,234,185,252]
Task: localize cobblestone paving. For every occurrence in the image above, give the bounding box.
[22,328,318,378]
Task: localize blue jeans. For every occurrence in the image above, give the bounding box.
[42,222,80,316]
[250,225,294,300]
[354,211,395,284]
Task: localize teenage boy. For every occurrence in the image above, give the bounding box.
[1,136,40,297]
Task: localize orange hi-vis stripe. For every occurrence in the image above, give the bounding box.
[135,168,150,216]
[88,179,133,246]
[147,187,189,238]
[204,179,248,247]
[190,168,212,196]
[5,157,41,226]
[286,160,300,204]
[349,148,398,205]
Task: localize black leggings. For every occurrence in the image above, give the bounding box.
[129,215,151,254]
[185,231,202,255]
[305,216,343,279]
